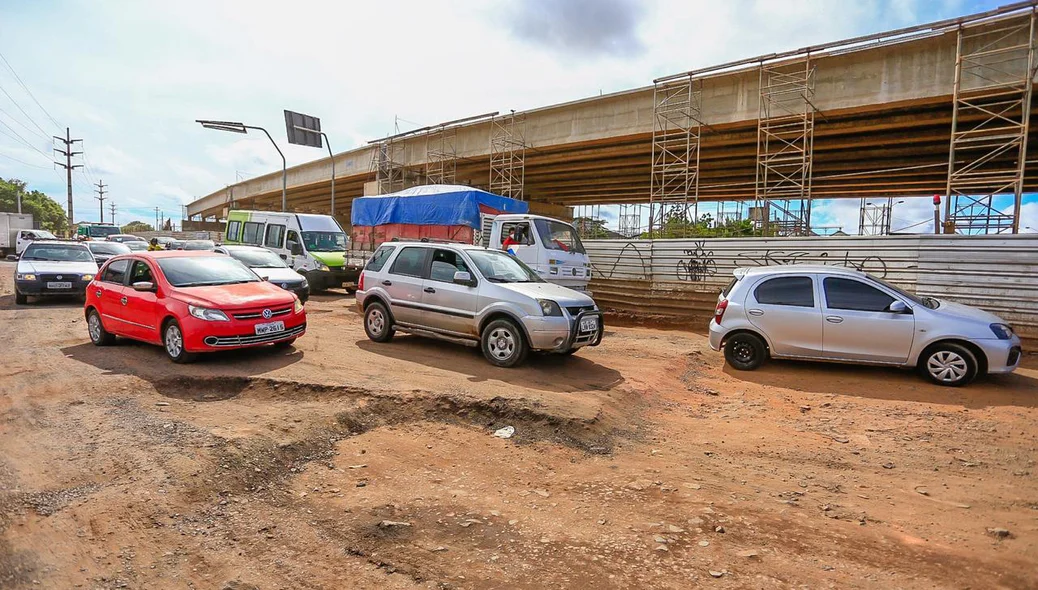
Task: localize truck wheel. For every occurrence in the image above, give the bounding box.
[920,343,978,387]
[87,309,116,346]
[364,302,395,342]
[481,319,528,368]
[724,333,767,371]
[15,291,27,305]
[163,320,197,364]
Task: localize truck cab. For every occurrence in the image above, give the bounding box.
[16,229,58,255]
[486,214,591,292]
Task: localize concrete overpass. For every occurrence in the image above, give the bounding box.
[187,1,1038,234]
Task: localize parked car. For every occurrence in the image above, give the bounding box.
[84,251,306,362]
[124,241,148,252]
[215,245,309,303]
[356,241,603,367]
[169,239,216,251]
[708,265,1022,387]
[86,241,131,265]
[107,234,145,243]
[154,236,177,249]
[14,241,98,304]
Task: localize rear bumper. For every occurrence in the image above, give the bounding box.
[978,336,1023,374]
[708,320,724,351]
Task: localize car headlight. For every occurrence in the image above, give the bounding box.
[188,304,229,322]
[300,278,309,289]
[538,299,562,317]
[15,273,37,281]
[294,298,304,313]
[313,261,329,271]
[81,274,94,281]
[989,323,1014,340]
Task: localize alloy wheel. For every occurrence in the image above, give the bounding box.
[88,313,102,342]
[165,324,184,358]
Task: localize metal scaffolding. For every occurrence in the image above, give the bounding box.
[754,58,816,236]
[858,198,892,235]
[648,75,702,237]
[618,204,644,238]
[489,111,526,199]
[370,139,406,195]
[426,124,457,185]
[945,9,1036,234]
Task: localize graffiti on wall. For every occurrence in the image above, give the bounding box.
[675,242,718,282]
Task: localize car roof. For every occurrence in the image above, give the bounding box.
[25,240,87,247]
[734,264,868,278]
[126,250,224,259]
[219,244,265,251]
[384,240,490,251]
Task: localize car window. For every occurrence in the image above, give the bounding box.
[366,245,395,272]
[226,220,241,242]
[388,247,428,278]
[754,276,814,307]
[129,260,154,284]
[429,249,471,283]
[500,222,533,247]
[265,224,285,248]
[721,276,740,297]
[823,277,896,312]
[242,222,264,245]
[101,259,129,284]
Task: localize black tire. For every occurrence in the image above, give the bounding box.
[273,338,297,349]
[561,348,579,355]
[345,287,357,295]
[14,291,27,305]
[364,302,395,342]
[920,343,978,387]
[162,319,197,364]
[481,319,528,368]
[724,332,767,371]
[86,309,116,346]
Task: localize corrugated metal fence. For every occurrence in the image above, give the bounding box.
[584,235,1038,339]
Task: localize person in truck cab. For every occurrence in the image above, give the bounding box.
[502,227,520,250]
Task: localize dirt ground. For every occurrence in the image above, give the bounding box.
[1,260,1036,590]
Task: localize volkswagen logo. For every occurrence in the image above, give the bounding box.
[262,309,272,319]
[281,283,288,289]
[56,275,63,280]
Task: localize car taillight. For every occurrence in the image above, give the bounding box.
[358,271,365,291]
[714,299,728,324]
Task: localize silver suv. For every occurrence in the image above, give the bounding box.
[356,241,603,367]
[708,265,1022,387]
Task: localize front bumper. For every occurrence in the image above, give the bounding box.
[181,313,307,352]
[524,309,604,352]
[305,266,360,290]
[15,277,90,297]
[977,335,1023,374]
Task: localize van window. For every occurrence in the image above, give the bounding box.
[754,276,814,307]
[366,245,395,272]
[265,224,285,249]
[242,222,264,245]
[388,247,427,278]
[286,230,302,255]
[226,220,242,242]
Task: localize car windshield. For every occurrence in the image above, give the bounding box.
[533,219,585,254]
[183,240,215,251]
[228,248,287,268]
[88,243,131,256]
[867,276,937,309]
[301,231,347,252]
[22,244,94,262]
[157,256,260,287]
[467,249,543,283]
[125,242,148,251]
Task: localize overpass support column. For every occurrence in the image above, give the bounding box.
[945,9,1036,234]
[753,57,816,237]
[648,74,702,238]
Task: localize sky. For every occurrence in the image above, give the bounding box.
[0,0,1035,233]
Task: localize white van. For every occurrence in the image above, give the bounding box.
[223,211,364,292]
[485,214,592,292]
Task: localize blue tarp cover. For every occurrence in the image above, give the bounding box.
[351,184,529,228]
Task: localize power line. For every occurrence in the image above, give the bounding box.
[0,117,50,160]
[0,50,62,131]
[0,82,51,138]
[0,150,52,169]
[0,104,47,141]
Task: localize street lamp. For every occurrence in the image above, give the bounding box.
[196,120,287,212]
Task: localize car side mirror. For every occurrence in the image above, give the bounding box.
[279,253,287,260]
[132,281,155,292]
[289,242,303,255]
[453,271,475,286]
[259,275,270,281]
[888,300,909,314]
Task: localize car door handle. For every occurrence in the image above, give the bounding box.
[120,296,128,306]
[424,287,436,293]
[381,280,392,286]
[825,315,844,324]
[747,309,764,316]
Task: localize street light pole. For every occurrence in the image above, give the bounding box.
[196,120,287,212]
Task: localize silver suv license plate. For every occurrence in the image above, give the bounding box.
[255,321,285,335]
[579,317,598,333]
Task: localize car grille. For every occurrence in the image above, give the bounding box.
[231,306,292,320]
[1008,347,1022,366]
[203,323,305,347]
[39,273,85,282]
[566,305,595,316]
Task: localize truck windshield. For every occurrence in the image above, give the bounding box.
[83,225,119,238]
[468,250,543,283]
[302,231,347,252]
[22,244,94,262]
[534,219,585,254]
[157,256,260,287]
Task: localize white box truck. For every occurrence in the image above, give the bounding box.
[1,213,56,257]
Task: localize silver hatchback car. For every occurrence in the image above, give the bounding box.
[708,265,1022,386]
[356,241,604,367]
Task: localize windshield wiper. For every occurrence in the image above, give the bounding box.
[485,277,510,283]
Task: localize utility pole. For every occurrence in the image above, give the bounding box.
[154,207,161,231]
[109,202,117,227]
[53,127,83,236]
[94,180,107,223]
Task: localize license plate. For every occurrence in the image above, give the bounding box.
[47,281,72,289]
[254,321,285,335]
[579,317,598,333]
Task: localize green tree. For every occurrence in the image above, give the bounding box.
[573,217,614,239]
[640,212,760,239]
[0,177,69,233]
[121,221,154,233]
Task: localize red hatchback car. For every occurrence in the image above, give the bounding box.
[84,251,306,362]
